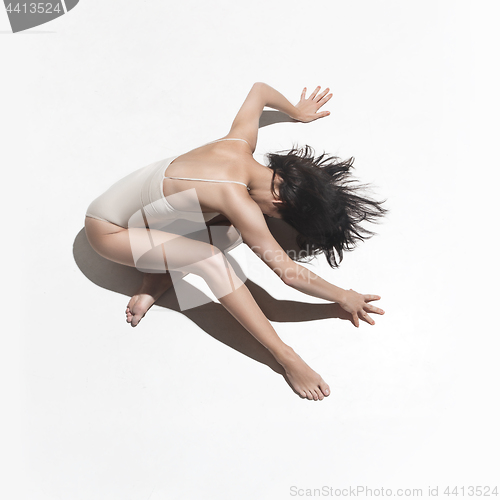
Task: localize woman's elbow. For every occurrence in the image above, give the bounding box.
[252,82,268,94]
[279,269,298,288]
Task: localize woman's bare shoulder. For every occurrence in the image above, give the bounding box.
[218,186,294,274]
[218,186,265,228]
[169,138,252,169]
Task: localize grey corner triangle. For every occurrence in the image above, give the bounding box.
[4,0,80,33]
[64,0,80,12]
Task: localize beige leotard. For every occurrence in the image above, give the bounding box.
[85,138,250,230]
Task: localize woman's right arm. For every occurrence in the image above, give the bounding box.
[227,82,332,152]
[222,189,384,327]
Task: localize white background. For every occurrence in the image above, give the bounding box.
[1,1,499,499]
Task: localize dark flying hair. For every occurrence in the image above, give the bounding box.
[266,144,388,268]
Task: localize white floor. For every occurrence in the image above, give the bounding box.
[2,2,499,499]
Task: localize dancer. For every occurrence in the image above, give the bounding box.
[84,82,387,400]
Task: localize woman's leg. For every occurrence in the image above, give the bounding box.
[84,216,330,400]
[85,217,186,325]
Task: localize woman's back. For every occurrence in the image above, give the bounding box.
[161,137,255,215]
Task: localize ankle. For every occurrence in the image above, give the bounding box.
[272,345,298,368]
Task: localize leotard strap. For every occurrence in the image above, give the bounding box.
[208,137,251,147]
[163,175,250,190]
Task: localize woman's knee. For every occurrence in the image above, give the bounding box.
[191,248,243,297]
[191,247,228,280]
[86,223,136,268]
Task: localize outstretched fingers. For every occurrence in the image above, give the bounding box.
[352,312,360,328]
[360,310,375,325]
[296,85,333,122]
[309,85,321,100]
[353,303,385,327]
[364,302,385,316]
[344,290,385,328]
[317,88,332,104]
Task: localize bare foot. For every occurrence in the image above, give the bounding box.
[125,272,176,327]
[278,348,330,401]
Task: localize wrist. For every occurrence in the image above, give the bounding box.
[332,287,348,306]
[290,108,303,122]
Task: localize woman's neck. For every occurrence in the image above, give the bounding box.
[248,163,274,197]
[247,163,282,218]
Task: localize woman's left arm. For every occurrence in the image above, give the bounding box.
[222,188,385,327]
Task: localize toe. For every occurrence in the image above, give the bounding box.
[306,391,314,401]
[315,389,324,401]
[127,296,138,310]
[319,380,330,397]
[311,390,319,401]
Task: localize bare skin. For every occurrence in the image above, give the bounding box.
[279,348,330,400]
[125,272,177,327]
[85,82,385,401]
[124,269,331,400]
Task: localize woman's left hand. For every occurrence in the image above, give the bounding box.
[338,288,385,327]
[293,86,333,123]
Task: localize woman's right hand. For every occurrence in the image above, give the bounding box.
[293,86,333,123]
[338,289,385,327]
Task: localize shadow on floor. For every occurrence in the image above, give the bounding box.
[73,220,351,386]
[259,109,297,128]
[75,115,350,394]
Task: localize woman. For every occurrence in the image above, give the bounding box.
[84,82,387,401]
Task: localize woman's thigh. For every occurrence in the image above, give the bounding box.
[84,216,230,274]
